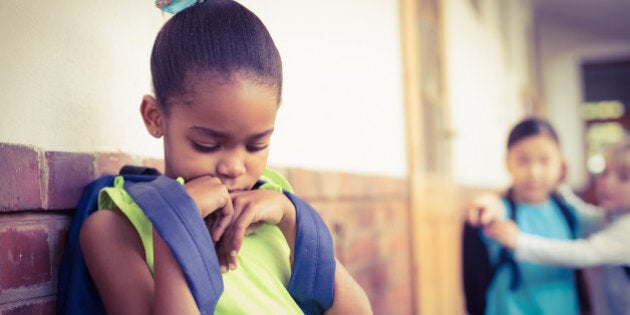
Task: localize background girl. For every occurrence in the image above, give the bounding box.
[462,117,582,315]
[482,140,630,315]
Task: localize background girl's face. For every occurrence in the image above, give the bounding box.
[160,76,279,191]
[506,134,565,203]
[596,160,630,213]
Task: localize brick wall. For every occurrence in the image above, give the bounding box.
[0,143,413,314]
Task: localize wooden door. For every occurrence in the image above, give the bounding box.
[400,0,463,313]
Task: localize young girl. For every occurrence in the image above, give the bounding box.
[78,1,372,314]
[481,140,630,315]
[462,117,582,315]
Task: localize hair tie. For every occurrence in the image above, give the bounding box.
[155,0,205,14]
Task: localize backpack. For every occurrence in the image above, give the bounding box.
[56,166,162,315]
[57,166,336,315]
[462,189,588,315]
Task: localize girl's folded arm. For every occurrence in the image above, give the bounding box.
[81,208,203,314]
[80,208,155,314]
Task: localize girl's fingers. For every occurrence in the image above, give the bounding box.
[211,199,234,242]
[245,222,263,235]
[215,228,239,272]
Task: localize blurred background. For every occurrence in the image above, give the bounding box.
[1,0,629,314]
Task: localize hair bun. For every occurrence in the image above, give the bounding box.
[155,0,205,14]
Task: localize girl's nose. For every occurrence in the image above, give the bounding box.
[217,151,246,179]
[528,164,543,179]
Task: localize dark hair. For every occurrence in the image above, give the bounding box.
[150,0,283,110]
[507,117,560,149]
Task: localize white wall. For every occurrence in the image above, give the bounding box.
[240,0,405,176]
[0,2,164,154]
[445,0,534,187]
[538,18,630,189]
[0,0,406,177]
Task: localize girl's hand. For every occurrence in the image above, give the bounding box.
[183,176,234,244]
[483,219,519,249]
[465,192,505,226]
[216,189,296,271]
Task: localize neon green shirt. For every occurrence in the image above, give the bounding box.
[97,169,303,314]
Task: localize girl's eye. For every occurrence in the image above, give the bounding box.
[246,144,268,152]
[193,142,220,153]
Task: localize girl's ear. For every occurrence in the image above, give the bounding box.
[559,158,568,182]
[140,95,165,138]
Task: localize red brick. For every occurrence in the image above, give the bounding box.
[380,229,412,264]
[0,297,56,315]
[94,152,136,176]
[0,143,42,212]
[377,282,413,315]
[336,172,367,198]
[285,168,322,199]
[47,215,71,283]
[139,157,166,174]
[343,231,378,263]
[332,202,375,231]
[43,151,94,210]
[317,171,343,200]
[0,224,52,289]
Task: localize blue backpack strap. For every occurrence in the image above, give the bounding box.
[57,175,115,315]
[283,191,336,315]
[124,176,223,315]
[57,167,161,315]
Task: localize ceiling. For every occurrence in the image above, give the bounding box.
[531,0,630,39]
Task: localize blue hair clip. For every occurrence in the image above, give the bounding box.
[155,0,204,14]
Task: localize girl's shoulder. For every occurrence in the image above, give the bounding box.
[81,208,145,256]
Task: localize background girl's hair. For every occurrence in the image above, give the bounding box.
[150,0,283,110]
[507,117,560,149]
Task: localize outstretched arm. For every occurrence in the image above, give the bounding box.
[556,183,605,234]
[484,215,630,267]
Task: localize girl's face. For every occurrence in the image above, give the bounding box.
[596,163,630,213]
[145,76,279,191]
[506,134,565,203]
